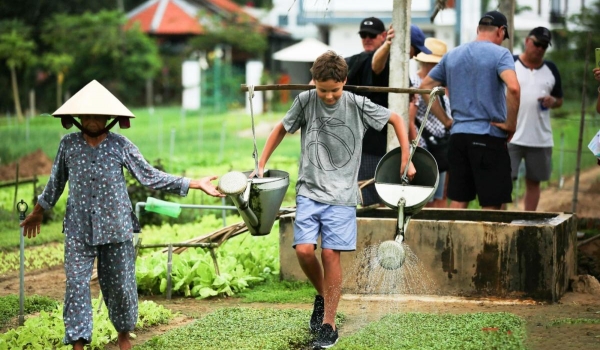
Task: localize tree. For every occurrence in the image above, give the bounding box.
[547,0,600,103]
[0,20,36,121]
[41,53,74,109]
[40,10,161,105]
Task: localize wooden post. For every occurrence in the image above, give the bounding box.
[166,244,173,300]
[388,0,412,150]
[13,163,19,213]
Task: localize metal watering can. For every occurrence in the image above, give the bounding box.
[218,170,289,236]
[217,85,289,236]
[374,87,444,270]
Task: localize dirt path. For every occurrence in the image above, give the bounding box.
[508,165,600,217]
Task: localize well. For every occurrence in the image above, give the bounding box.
[279,208,577,302]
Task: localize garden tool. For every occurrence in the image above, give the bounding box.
[17,199,28,326]
[374,87,444,270]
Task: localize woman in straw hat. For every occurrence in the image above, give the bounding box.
[20,80,224,350]
[409,38,452,208]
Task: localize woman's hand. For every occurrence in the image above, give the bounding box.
[192,176,225,197]
[20,204,44,238]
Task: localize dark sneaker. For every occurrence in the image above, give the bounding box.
[312,323,338,349]
[309,295,325,333]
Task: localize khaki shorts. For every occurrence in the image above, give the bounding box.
[508,144,552,182]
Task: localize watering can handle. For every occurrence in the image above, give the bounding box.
[401,86,444,182]
[248,85,259,177]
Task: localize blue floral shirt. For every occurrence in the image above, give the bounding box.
[38,132,190,245]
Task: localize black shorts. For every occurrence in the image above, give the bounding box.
[447,133,512,207]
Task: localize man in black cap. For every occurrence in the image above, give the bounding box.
[346,18,431,206]
[508,26,563,211]
[419,10,521,210]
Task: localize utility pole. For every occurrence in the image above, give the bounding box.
[387,0,411,150]
[498,0,515,52]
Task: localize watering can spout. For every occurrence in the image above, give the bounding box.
[218,170,289,236]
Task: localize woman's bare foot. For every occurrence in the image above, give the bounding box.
[118,332,132,350]
[73,339,85,350]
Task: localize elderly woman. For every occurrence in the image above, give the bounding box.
[20,80,223,350]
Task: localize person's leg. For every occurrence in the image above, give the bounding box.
[320,248,341,328]
[295,243,324,295]
[524,178,541,211]
[429,171,447,208]
[523,146,553,211]
[63,234,97,347]
[446,134,477,207]
[97,240,138,350]
[471,135,513,209]
[293,195,326,333]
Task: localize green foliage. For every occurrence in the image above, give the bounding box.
[136,307,345,350]
[236,277,316,304]
[547,317,600,326]
[0,299,172,350]
[187,10,267,55]
[0,295,59,329]
[547,0,600,103]
[40,10,161,105]
[0,219,65,252]
[0,243,64,275]
[337,312,527,350]
[0,19,36,70]
[136,228,279,298]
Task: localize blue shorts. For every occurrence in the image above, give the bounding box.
[293,196,357,251]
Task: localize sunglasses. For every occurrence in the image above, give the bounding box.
[531,39,548,50]
[360,33,378,39]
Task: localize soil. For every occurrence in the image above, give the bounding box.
[0,149,53,182]
[1,156,600,349]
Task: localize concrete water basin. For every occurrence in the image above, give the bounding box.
[279,208,577,302]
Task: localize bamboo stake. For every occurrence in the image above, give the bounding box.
[240,84,445,96]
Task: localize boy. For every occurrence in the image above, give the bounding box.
[257,51,415,348]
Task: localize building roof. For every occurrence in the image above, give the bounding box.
[127,0,202,35]
[126,0,269,35]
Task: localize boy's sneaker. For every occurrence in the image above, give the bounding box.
[312,323,338,349]
[309,295,325,333]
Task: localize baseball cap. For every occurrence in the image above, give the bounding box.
[478,10,509,39]
[358,17,385,35]
[529,27,552,46]
[411,25,432,55]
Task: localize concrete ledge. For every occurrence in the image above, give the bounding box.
[279,208,577,302]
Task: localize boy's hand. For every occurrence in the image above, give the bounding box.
[249,166,265,178]
[401,161,417,182]
[21,204,44,239]
[193,176,225,197]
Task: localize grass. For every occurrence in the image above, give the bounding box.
[0,295,59,329]
[236,277,316,304]
[135,307,345,350]
[337,312,527,350]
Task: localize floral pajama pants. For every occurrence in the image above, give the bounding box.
[62,235,138,345]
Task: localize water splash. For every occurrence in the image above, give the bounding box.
[348,243,438,295]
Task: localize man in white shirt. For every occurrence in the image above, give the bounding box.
[509,27,563,211]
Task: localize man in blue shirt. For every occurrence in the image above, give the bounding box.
[419,11,521,209]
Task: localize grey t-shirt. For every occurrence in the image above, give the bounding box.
[282,90,391,206]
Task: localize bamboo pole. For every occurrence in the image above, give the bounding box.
[240,84,445,96]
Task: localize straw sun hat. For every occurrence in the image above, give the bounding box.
[415,38,447,63]
[52,80,134,133]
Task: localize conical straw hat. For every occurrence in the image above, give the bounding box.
[52,80,134,118]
